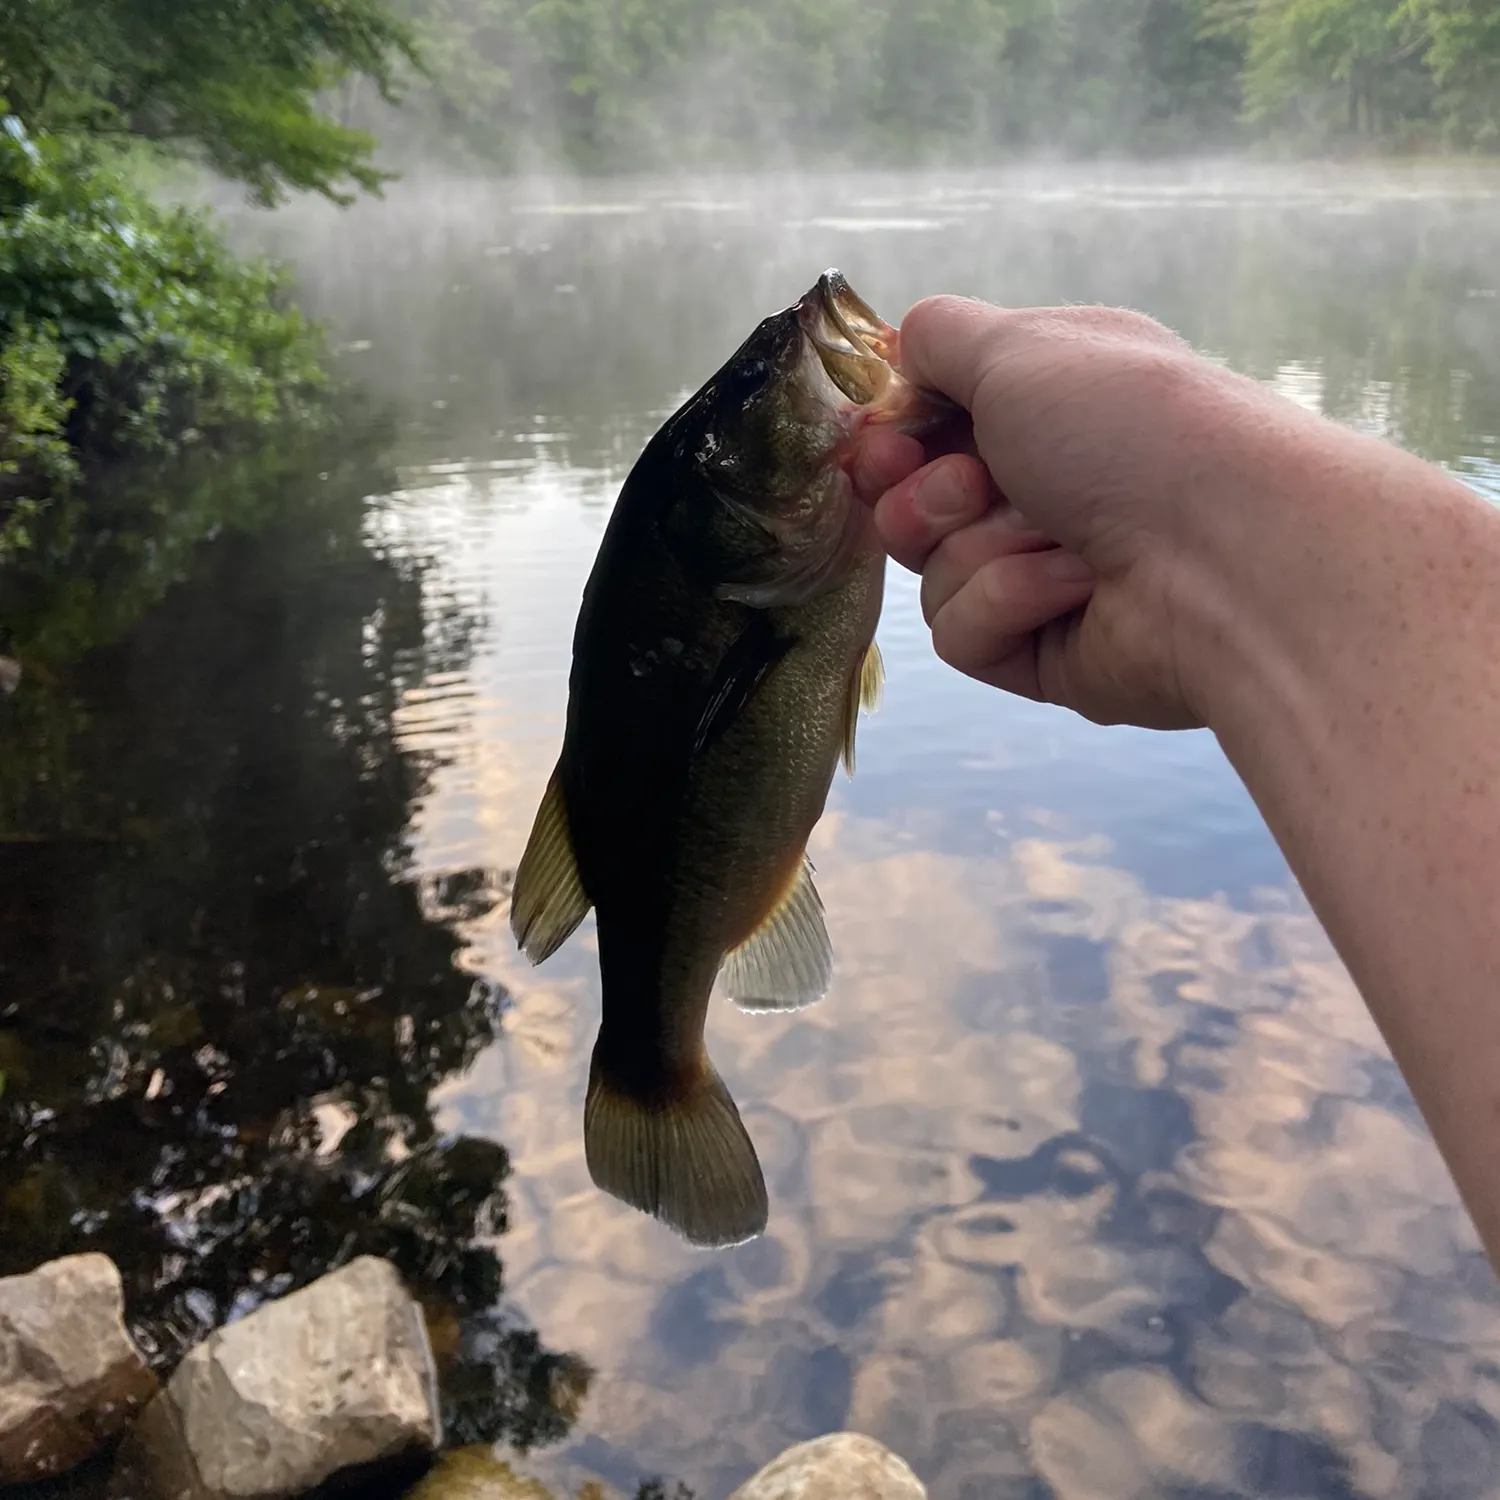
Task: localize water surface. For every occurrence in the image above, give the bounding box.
[6,163,1500,1499]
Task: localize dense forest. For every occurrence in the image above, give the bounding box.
[1,0,1499,550]
[361,0,1500,168]
[4,0,1499,189]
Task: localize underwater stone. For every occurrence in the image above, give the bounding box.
[403,1446,566,1499]
[115,1255,440,1500]
[0,1252,158,1483]
[729,1433,927,1500]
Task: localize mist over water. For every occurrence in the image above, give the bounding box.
[232,162,1500,492]
[5,161,1499,1499]
[210,163,1500,1497]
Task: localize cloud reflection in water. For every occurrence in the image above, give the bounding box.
[391,456,1500,1500]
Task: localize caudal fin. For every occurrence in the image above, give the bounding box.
[584,1047,768,1247]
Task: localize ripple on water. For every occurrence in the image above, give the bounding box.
[195,167,1500,1499]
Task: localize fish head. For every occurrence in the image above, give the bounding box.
[683,302,836,514]
[669,269,946,607]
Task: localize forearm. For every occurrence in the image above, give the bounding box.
[884,295,1500,1257]
[1196,402,1500,1258]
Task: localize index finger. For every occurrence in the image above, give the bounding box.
[847,425,925,505]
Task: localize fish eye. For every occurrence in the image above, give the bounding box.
[725,357,770,403]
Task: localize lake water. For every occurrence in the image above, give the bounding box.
[4,163,1500,1500]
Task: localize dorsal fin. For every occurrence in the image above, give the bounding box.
[719,857,832,1013]
[510,767,591,963]
[841,640,884,774]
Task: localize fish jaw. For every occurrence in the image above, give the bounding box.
[796,268,956,435]
[796,272,895,406]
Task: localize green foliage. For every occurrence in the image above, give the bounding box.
[1402,0,1500,144]
[1241,0,1430,140]
[0,0,418,204]
[357,0,1500,167]
[0,319,74,549]
[358,0,1249,168]
[0,118,330,557]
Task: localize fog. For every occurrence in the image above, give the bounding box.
[222,163,1500,502]
[8,0,1500,1494]
[325,0,1498,179]
[188,159,1500,1496]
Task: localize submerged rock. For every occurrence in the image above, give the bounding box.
[0,1252,158,1483]
[404,1447,560,1499]
[115,1255,440,1500]
[729,1433,926,1500]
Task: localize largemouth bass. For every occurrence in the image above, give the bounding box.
[510,270,942,1246]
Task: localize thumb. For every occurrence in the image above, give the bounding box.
[896,295,1013,412]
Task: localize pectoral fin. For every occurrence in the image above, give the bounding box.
[841,640,884,774]
[720,857,833,1013]
[510,767,591,963]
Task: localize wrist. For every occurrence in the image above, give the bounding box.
[1168,385,1499,748]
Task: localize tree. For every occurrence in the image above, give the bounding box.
[1240,0,1434,141]
[1402,0,1500,144]
[0,0,417,202]
[1137,0,1247,144]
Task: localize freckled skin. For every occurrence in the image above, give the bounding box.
[871,293,1500,1269]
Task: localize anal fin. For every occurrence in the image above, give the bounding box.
[841,640,884,774]
[719,857,832,1013]
[584,1047,768,1247]
[510,766,591,964]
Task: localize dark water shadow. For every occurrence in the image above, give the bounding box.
[0,423,597,1487]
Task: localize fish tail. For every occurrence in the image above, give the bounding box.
[584,1041,768,1247]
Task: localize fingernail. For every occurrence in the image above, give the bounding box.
[1045,550,1094,582]
[912,463,972,521]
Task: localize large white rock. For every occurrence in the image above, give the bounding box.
[117,1255,441,1500]
[729,1433,927,1500]
[0,1252,157,1482]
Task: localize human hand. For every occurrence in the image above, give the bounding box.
[855,296,1500,1278]
[855,295,1339,731]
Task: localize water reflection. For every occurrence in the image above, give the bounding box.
[461,811,1500,1499]
[7,164,1500,1500]
[0,437,588,1462]
[230,166,1500,1500]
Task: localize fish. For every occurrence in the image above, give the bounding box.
[510,269,944,1247]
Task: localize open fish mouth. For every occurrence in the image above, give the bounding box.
[796,268,900,405]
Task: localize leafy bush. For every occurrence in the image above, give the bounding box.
[0,115,331,554]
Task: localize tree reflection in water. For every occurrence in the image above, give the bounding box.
[0,423,590,1461]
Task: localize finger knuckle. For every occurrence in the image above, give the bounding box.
[930,618,972,672]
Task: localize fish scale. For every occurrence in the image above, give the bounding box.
[511,270,947,1246]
